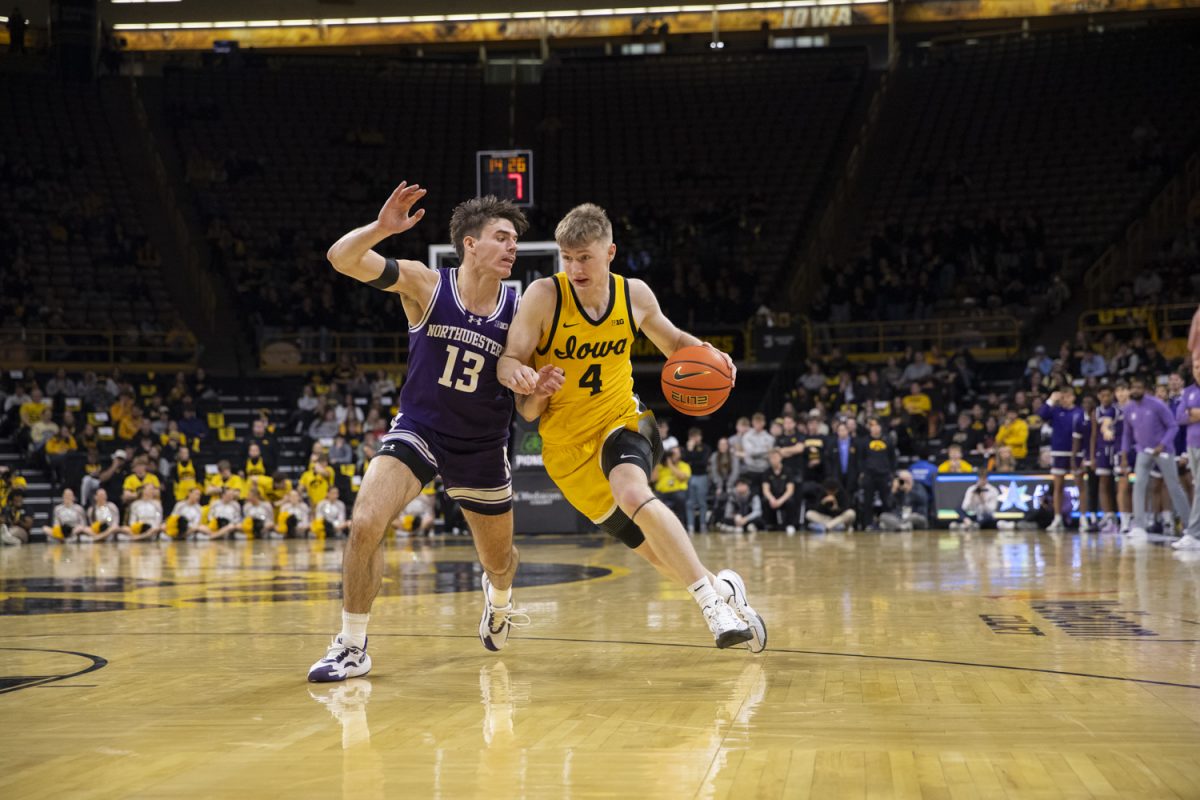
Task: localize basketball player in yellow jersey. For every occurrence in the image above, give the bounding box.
[499,203,766,650]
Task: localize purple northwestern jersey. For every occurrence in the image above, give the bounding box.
[399,268,516,446]
[1179,385,1200,449]
[1121,395,1179,455]
[1074,410,1094,460]
[1037,403,1083,455]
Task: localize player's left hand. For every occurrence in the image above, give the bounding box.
[698,341,737,386]
[533,365,565,398]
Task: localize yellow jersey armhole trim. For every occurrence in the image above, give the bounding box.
[620,275,640,336]
[535,275,564,356]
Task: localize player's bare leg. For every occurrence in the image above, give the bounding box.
[309,457,420,682]
[463,509,528,651]
[609,463,751,648]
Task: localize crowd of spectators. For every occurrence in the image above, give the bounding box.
[808,211,1071,328]
[0,363,462,544]
[651,323,1199,536]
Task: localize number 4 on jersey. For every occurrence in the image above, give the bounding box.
[579,364,602,396]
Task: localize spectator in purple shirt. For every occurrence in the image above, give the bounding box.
[1175,362,1200,550]
[1122,376,1190,539]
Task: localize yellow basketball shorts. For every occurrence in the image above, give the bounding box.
[542,407,657,524]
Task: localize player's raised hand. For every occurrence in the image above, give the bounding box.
[698,341,737,386]
[533,365,565,398]
[377,181,427,234]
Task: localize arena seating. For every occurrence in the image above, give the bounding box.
[162,59,484,332]
[863,24,1200,257]
[0,72,176,335]
[539,49,868,320]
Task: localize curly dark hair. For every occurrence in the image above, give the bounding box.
[448,195,529,259]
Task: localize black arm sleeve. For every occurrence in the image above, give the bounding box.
[365,258,400,291]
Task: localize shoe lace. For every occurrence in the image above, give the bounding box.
[703,599,742,632]
[324,638,362,661]
[491,605,531,630]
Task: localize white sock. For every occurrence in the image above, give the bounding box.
[341,611,370,649]
[488,582,512,607]
[688,577,720,609]
[1119,512,1129,525]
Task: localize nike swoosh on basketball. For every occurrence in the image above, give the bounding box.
[673,368,710,380]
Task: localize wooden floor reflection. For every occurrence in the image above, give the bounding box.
[2,529,1199,798]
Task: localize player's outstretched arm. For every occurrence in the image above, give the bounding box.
[326,181,437,299]
[628,279,737,385]
[499,278,555,397]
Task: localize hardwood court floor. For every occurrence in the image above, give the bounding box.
[2,529,1199,799]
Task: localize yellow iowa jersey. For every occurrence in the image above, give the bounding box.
[532,272,639,446]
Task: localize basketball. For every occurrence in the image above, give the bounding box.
[661,345,733,416]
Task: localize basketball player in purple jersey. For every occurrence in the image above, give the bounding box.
[1038,388,1083,531]
[309,183,558,682]
[1092,385,1120,532]
[1175,359,1200,550]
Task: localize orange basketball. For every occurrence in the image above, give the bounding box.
[661,345,733,416]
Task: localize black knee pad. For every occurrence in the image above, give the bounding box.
[599,507,646,549]
[601,429,655,480]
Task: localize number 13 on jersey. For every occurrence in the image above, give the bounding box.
[439,345,485,393]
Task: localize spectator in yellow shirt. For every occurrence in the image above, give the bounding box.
[18,387,47,429]
[901,382,932,416]
[938,444,975,474]
[652,446,691,525]
[299,453,334,506]
[204,459,246,502]
[122,456,162,504]
[118,406,144,442]
[109,392,135,426]
[996,409,1029,462]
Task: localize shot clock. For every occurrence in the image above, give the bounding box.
[476,149,534,207]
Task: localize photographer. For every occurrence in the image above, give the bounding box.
[82,448,129,507]
[878,470,930,532]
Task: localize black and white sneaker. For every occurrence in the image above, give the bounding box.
[479,574,530,652]
[307,635,372,682]
[717,569,767,653]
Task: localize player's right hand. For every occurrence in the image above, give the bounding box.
[378,181,427,234]
[503,364,540,395]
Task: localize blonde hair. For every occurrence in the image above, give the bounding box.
[555,203,612,248]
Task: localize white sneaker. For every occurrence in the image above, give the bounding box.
[1172,534,1200,550]
[479,574,530,652]
[1128,527,1149,540]
[702,597,752,649]
[997,520,1016,531]
[949,522,964,531]
[308,635,372,682]
[1047,517,1065,532]
[0,526,20,546]
[785,525,796,535]
[716,569,767,653]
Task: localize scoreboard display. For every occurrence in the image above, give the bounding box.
[476,150,534,207]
